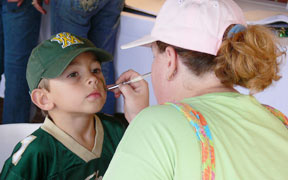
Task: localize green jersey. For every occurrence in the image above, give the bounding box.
[0,113,125,180]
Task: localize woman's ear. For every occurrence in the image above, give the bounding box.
[31,89,54,111]
[165,46,178,80]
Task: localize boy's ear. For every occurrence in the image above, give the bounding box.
[30,89,54,111]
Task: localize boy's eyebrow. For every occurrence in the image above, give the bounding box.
[68,61,80,66]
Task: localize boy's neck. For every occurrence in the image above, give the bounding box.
[49,112,96,151]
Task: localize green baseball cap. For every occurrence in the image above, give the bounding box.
[26,32,113,92]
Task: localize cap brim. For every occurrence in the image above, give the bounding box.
[44,47,113,79]
[90,47,113,63]
[121,35,158,49]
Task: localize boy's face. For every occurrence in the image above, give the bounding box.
[47,51,107,115]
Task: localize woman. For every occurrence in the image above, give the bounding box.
[104,0,288,179]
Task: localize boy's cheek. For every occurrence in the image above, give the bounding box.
[99,78,107,91]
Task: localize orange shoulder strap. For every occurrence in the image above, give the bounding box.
[263,105,288,128]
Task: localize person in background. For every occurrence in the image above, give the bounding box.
[103,0,288,179]
[0,2,4,124]
[0,2,3,81]
[0,0,42,124]
[0,32,125,179]
[32,0,125,115]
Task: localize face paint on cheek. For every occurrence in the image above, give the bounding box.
[99,78,107,91]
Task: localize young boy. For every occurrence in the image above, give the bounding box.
[0,32,126,180]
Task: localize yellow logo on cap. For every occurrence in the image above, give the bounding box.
[51,32,84,48]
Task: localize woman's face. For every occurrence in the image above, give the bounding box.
[151,43,168,104]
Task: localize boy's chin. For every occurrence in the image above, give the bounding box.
[92,105,105,114]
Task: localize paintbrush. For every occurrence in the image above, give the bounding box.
[107,72,151,90]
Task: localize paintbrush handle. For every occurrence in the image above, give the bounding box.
[107,72,151,90]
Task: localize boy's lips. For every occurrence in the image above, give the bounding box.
[87,91,102,98]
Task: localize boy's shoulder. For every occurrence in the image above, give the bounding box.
[0,128,53,179]
[13,128,52,156]
[96,113,127,149]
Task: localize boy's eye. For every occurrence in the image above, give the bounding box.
[92,68,101,74]
[67,72,78,78]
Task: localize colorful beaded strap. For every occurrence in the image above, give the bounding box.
[263,105,288,128]
[166,102,215,180]
[166,102,287,180]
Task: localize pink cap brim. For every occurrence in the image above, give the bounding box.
[120,35,158,49]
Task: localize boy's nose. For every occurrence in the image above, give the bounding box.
[87,74,98,86]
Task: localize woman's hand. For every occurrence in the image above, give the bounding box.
[110,70,149,123]
[31,0,50,14]
[7,0,24,7]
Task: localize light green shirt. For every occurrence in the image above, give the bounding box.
[104,92,288,180]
